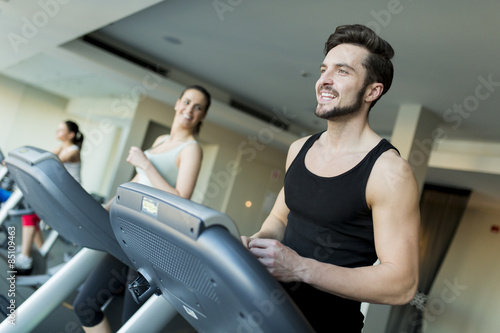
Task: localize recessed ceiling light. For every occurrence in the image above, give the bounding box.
[163,35,182,45]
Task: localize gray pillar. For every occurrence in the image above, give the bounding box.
[390,104,442,194]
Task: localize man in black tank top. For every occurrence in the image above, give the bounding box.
[242,24,420,332]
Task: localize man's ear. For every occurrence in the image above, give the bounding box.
[365,83,384,102]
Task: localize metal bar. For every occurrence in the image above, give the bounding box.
[0,248,107,332]
[118,294,179,333]
[0,188,23,226]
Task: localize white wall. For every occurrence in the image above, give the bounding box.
[196,107,288,225]
[223,148,285,236]
[66,97,135,196]
[0,76,25,147]
[423,192,500,333]
[0,74,134,196]
[1,75,68,153]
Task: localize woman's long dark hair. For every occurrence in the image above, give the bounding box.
[65,120,84,149]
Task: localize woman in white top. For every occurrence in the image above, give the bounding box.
[75,85,211,333]
[16,120,84,272]
[52,120,84,183]
[124,87,207,198]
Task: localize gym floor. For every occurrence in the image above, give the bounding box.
[0,216,196,332]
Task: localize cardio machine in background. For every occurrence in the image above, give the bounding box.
[0,148,30,242]
[0,147,64,276]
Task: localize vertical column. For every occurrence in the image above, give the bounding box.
[390,104,442,194]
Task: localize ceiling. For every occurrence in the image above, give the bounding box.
[1,0,499,199]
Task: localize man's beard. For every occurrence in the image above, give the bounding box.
[315,86,366,120]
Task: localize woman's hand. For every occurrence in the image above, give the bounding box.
[126,146,150,170]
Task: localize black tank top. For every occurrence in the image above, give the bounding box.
[282,131,399,332]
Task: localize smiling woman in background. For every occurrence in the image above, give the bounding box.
[73,85,211,333]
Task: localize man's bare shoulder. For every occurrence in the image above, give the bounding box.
[286,135,312,169]
[369,149,419,202]
[378,148,412,172]
[290,135,311,152]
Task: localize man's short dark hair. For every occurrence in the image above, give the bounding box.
[324,24,395,109]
